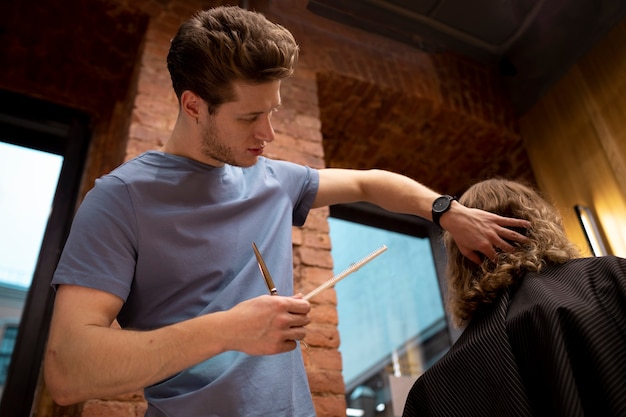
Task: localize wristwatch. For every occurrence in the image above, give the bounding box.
[432,195,457,228]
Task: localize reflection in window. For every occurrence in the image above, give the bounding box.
[329,216,451,417]
[0,325,18,386]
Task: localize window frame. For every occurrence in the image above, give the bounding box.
[0,90,91,416]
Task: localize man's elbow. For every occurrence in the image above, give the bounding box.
[44,351,84,406]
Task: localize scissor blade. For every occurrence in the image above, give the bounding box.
[252,242,278,295]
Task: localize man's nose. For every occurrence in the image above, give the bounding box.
[256,114,275,142]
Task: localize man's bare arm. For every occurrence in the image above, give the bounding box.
[313,168,530,263]
[44,285,310,405]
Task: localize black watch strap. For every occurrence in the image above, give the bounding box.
[432,195,457,228]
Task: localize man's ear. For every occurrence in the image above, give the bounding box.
[180,90,202,121]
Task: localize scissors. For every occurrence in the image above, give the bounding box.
[253,242,312,349]
[252,242,278,295]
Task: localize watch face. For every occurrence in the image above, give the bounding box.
[433,196,451,212]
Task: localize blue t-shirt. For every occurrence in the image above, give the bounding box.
[52,151,319,417]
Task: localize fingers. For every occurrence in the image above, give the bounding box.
[274,299,310,350]
[460,248,483,265]
[497,216,532,229]
[289,323,307,341]
[494,235,515,253]
[461,227,530,265]
[276,326,307,353]
[503,227,530,244]
[262,327,307,355]
[493,215,531,243]
[450,206,532,265]
[458,234,507,264]
[230,295,310,356]
[263,296,310,327]
[286,296,311,315]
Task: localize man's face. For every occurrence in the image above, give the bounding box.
[200,80,281,168]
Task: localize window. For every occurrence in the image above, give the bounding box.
[329,203,454,417]
[0,90,91,416]
[0,143,64,288]
[0,143,63,400]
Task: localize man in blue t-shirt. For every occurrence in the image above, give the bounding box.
[44,6,531,417]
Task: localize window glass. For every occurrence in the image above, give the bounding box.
[0,142,63,288]
[0,141,63,399]
[329,216,450,416]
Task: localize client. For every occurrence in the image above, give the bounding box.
[403,178,625,417]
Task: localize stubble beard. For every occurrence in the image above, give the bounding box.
[200,119,243,167]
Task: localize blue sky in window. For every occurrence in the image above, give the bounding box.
[0,142,63,289]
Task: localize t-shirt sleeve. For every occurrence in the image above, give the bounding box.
[294,166,319,227]
[267,160,319,227]
[51,175,138,301]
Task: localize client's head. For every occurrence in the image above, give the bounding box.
[443,178,580,326]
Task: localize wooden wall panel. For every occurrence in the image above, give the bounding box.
[521,18,626,256]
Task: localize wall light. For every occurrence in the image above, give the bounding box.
[574,205,608,256]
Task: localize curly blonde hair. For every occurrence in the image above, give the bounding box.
[443,179,580,327]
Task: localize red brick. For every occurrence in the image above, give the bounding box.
[307,369,346,394]
[313,394,348,417]
[305,322,341,348]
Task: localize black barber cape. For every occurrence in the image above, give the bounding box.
[403,256,626,417]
